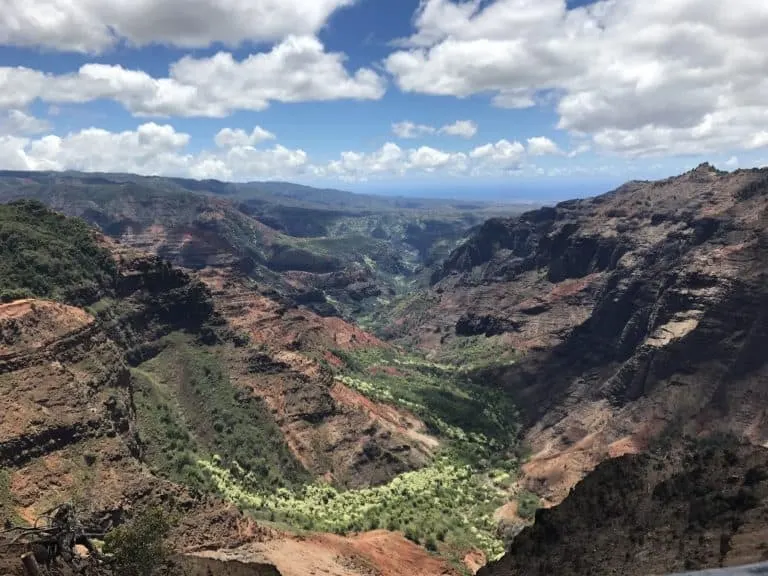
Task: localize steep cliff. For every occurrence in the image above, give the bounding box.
[480,438,768,576]
[402,164,768,504]
[0,197,462,576]
[0,263,268,572]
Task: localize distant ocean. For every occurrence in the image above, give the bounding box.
[348,178,625,204]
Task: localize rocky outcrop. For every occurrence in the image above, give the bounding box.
[455,313,520,337]
[0,246,228,524]
[405,164,768,503]
[480,439,768,576]
[176,555,282,576]
[201,267,435,489]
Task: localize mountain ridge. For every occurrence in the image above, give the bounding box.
[2,164,768,576]
[394,162,768,505]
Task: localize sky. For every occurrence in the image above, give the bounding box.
[1,0,767,201]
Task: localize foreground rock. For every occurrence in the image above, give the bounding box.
[480,439,768,576]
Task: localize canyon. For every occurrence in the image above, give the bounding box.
[1,164,767,575]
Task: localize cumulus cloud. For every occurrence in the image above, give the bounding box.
[194,145,311,180]
[385,0,768,157]
[0,0,355,53]
[325,141,470,180]
[0,121,586,182]
[0,36,385,117]
[567,142,591,158]
[469,139,525,169]
[214,126,276,148]
[0,122,314,180]
[393,119,477,139]
[23,123,192,173]
[0,109,50,135]
[438,120,477,138]
[392,122,435,139]
[409,146,468,172]
[527,136,561,156]
[326,143,407,181]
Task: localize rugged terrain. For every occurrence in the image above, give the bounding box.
[0,200,461,575]
[395,163,768,508]
[0,214,272,572]
[3,164,768,576]
[0,170,522,322]
[480,437,768,576]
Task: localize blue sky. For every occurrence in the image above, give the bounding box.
[0,0,767,201]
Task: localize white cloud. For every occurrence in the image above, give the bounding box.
[196,145,311,180]
[392,121,435,139]
[409,146,468,172]
[0,109,50,135]
[0,136,34,169]
[214,126,276,148]
[527,136,561,156]
[724,156,739,169]
[567,142,591,158]
[0,122,600,183]
[438,120,477,138]
[469,139,525,169]
[393,119,477,139]
[386,0,768,157]
[746,132,768,150]
[326,142,467,180]
[0,122,313,180]
[325,143,404,181]
[0,0,355,53]
[0,36,385,117]
[23,123,192,173]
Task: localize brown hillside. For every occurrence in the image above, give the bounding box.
[402,164,768,504]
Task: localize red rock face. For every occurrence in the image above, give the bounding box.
[399,164,768,504]
[199,267,435,488]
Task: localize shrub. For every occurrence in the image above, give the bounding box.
[103,507,172,576]
[0,469,12,522]
[517,491,540,521]
[0,200,117,305]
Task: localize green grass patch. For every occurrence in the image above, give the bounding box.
[436,334,519,371]
[0,469,12,522]
[133,333,309,494]
[85,297,117,316]
[0,468,26,526]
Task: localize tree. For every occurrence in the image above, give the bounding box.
[103,507,171,576]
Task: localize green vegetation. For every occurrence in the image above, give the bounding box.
[437,334,519,371]
[133,333,309,494]
[104,507,172,576]
[517,491,541,521]
[0,469,12,523]
[0,200,116,304]
[357,289,438,338]
[189,347,524,561]
[200,457,507,560]
[332,348,521,466]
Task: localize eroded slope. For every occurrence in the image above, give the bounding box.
[480,438,768,576]
[398,164,768,504]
